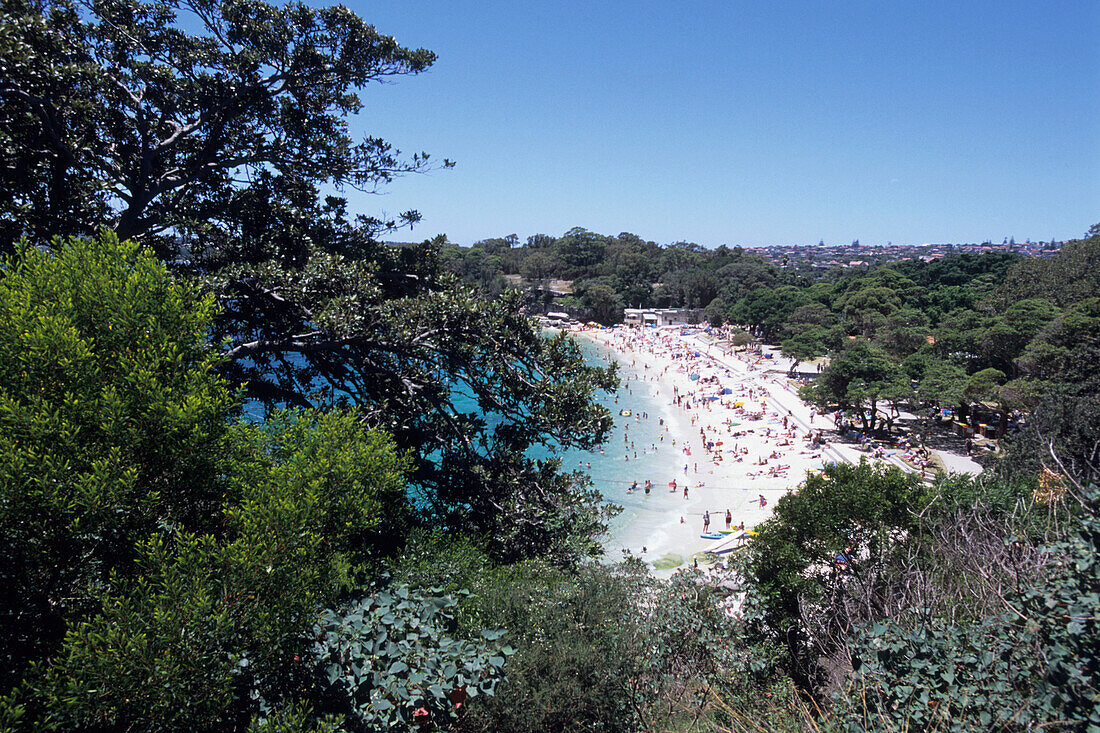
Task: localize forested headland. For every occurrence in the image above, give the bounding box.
[1,1,1097,731]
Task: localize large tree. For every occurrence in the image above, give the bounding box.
[0,0,442,245]
[0,233,410,718]
[802,339,907,432]
[0,0,618,564]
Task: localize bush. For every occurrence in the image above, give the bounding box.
[0,233,417,729]
[309,586,512,731]
[452,560,747,733]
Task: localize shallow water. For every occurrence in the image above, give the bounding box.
[528,338,694,562]
[243,336,693,561]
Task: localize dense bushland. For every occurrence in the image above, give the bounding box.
[2,1,1097,729]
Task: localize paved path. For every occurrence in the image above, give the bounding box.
[934,449,983,475]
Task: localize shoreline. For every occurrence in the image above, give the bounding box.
[575,326,835,574]
[572,325,981,576]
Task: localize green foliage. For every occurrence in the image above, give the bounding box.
[452,560,744,733]
[0,231,236,684]
[781,327,835,361]
[979,298,1061,375]
[705,296,731,326]
[808,339,908,431]
[310,586,512,732]
[994,225,1100,310]
[0,232,421,730]
[0,0,440,244]
[731,285,807,341]
[1021,486,1100,728]
[837,485,1100,731]
[454,560,638,732]
[916,358,967,407]
[1004,297,1100,483]
[32,534,243,731]
[389,531,495,596]
[841,614,1048,731]
[739,461,924,689]
[839,285,902,336]
[963,367,1006,404]
[24,405,412,730]
[574,275,624,324]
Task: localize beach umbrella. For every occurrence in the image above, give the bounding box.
[721,387,733,394]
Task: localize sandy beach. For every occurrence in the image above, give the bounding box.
[574,324,952,575]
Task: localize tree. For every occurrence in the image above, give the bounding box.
[553,227,608,276]
[1,0,620,566]
[0,232,430,730]
[915,358,967,408]
[839,285,901,337]
[804,340,905,432]
[1005,298,1100,483]
[704,296,729,327]
[993,225,1100,309]
[739,461,924,694]
[780,329,830,361]
[715,258,777,303]
[451,560,744,733]
[839,483,1100,730]
[0,231,236,687]
[979,298,1060,376]
[575,277,623,325]
[731,285,807,342]
[0,0,443,246]
[520,249,556,284]
[875,306,931,360]
[962,368,1005,406]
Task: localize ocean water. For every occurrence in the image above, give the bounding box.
[528,336,690,560]
[243,336,679,557]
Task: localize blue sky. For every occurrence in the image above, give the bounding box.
[339,0,1098,247]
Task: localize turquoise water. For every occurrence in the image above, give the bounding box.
[242,336,677,555]
[528,336,689,558]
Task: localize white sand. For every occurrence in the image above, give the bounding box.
[575,325,868,574]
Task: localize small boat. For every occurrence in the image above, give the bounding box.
[620,409,631,416]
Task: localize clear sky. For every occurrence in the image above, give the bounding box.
[338,0,1099,247]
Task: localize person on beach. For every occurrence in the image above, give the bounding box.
[703,510,710,532]
[725,509,732,529]
[759,493,767,507]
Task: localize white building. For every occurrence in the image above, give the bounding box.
[623,308,703,327]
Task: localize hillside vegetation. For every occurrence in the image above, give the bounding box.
[1,1,1096,730]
